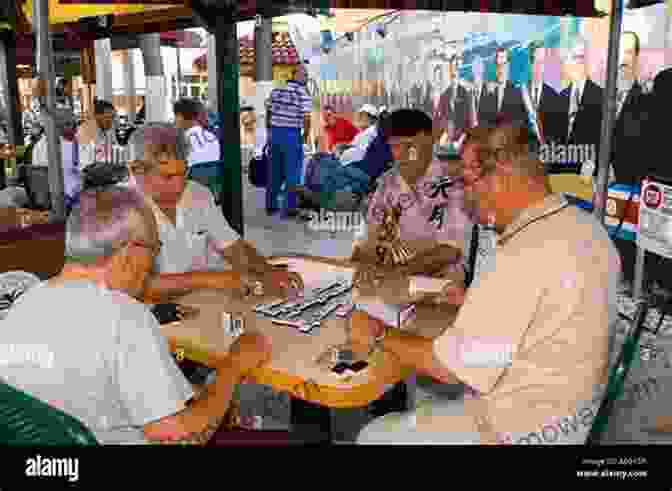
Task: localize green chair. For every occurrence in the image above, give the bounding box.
[0,381,98,445]
[187,160,225,206]
[586,298,649,445]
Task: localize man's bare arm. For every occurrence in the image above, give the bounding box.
[143,271,243,300]
[381,330,461,385]
[144,358,242,445]
[401,244,462,276]
[217,239,272,276]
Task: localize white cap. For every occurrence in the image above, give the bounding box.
[358,104,378,117]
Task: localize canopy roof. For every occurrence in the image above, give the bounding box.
[193,31,299,71]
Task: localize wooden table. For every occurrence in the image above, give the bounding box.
[160,255,459,410]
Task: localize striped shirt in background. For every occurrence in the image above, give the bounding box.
[268,81,312,128]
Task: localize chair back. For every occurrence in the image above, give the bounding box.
[0,381,98,445]
[586,299,648,444]
[187,160,225,204]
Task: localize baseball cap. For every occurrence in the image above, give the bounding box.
[358,104,378,118]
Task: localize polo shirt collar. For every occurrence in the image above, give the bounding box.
[144,181,197,229]
[498,193,569,245]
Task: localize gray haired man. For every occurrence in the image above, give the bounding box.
[0,183,272,444]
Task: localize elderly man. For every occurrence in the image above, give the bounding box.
[353,124,620,444]
[351,109,469,277]
[0,182,272,444]
[127,122,302,301]
[31,107,81,212]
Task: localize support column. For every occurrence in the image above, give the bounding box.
[94,38,113,102]
[0,7,22,146]
[254,16,273,129]
[207,34,217,109]
[80,45,96,119]
[34,0,65,220]
[215,15,243,236]
[139,33,167,122]
[122,49,136,122]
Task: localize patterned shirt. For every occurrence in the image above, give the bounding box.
[360,159,473,263]
[268,81,312,128]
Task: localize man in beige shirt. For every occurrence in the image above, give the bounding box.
[353,124,621,444]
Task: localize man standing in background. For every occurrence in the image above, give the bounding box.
[479,47,527,128]
[77,99,118,169]
[266,65,312,219]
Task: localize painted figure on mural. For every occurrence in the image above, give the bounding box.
[468,54,486,128]
[525,41,563,147]
[434,53,472,145]
[611,31,653,186]
[478,47,527,129]
[558,36,603,175]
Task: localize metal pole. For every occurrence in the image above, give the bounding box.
[215,14,243,236]
[593,0,623,226]
[254,15,273,133]
[34,0,66,220]
[176,44,182,100]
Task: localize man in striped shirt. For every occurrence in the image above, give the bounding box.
[266,66,312,218]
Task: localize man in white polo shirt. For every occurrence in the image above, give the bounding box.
[127,122,303,300]
[352,124,620,444]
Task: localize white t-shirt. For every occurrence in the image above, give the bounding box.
[32,136,82,198]
[0,280,193,444]
[186,126,221,166]
[145,181,240,274]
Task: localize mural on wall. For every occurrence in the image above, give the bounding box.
[319,8,669,177]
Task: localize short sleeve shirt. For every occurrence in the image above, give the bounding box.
[324,118,359,152]
[147,181,240,274]
[363,160,473,258]
[186,126,221,166]
[0,280,193,444]
[433,194,621,443]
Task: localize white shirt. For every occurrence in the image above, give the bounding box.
[186,126,221,167]
[0,280,193,445]
[78,126,117,169]
[145,181,240,274]
[340,125,378,165]
[32,136,82,198]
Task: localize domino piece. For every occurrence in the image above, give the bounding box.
[221,311,232,334]
[272,318,305,329]
[300,322,319,333]
[231,317,244,339]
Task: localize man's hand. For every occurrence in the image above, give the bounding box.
[228,332,272,375]
[349,310,385,352]
[256,268,304,297]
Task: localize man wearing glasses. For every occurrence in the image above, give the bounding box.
[127,122,302,301]
[353,124,619,445]
[0,183,273,445]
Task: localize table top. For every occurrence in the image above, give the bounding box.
[160,255,459,408]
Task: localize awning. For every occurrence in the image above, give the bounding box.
[19,0,179,27]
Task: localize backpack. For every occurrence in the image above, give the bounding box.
[248,142,270,188]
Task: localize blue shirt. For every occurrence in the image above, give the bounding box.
[268,81,312,128]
